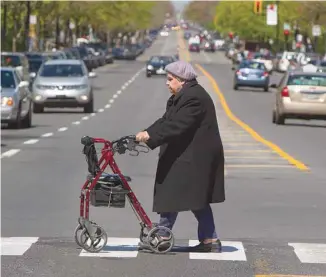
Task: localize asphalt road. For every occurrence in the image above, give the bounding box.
[1,31,326,277]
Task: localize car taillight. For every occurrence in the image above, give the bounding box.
[263,72,269,77]
[236,70,241,75]
[281,86,289,97]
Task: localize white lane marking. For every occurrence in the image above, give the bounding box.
[81,116,89,120]
[109,99,114,104]
[72,121,81,125]
[289,243,326,264]
[91,113,96,117]
[41,132,53,137]
[121,85,126,90]
[124,82,129,86]
[1,149,21,158]
[113,94,118,99]
[189,240,247,261]
[23,139,39,145]
[58,127,68,132]
[117,90,122,95]
[1,237,39,256]
[79,237,139,258]
[105,104,111,108]
[98,109,104,112]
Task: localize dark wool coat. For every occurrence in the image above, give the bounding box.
[145,79,225,213]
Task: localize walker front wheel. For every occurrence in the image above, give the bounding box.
[146,226,174,254]
[77,225,108,253]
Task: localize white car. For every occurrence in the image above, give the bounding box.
[160,31,169,37]
[278,51,297,72]
[253,58,273,73]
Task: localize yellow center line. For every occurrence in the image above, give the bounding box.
[195,64,309,172]
[256,275,326,277]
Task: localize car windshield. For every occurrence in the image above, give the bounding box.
[288,75,326,87]
[39,64,84,77]
[29,60,43,72]
[1,70,16,88]
[150,56,173,63]
[1,55,21,67]
[240,62,265,70]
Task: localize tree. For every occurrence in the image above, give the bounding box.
[183,1,218,30]
[1,1,172,51]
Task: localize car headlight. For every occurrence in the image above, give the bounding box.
[147,65,154,70]
[1,97,14,107]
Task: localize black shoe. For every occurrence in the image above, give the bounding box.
[190,240,222,253]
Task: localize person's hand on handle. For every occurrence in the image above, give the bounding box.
[136,131,150,143]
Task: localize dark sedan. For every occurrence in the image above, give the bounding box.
[146,55,175,77]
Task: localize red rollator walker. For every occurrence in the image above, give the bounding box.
[74,135,174,254]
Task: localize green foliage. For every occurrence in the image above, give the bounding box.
[1,1,172,51]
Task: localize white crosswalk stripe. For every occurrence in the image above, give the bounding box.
[288,242,326,264]
[1,237,326,265]
[79,237,139,258]
[189,240,247,261]
[1,237,38,256]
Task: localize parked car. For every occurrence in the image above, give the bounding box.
[1,52,30,82]
[1,67,32,128]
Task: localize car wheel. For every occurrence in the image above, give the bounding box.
[275,108,285,125]
[33,103,44,113]
[233,83,238,90]
[21,104,32,128]
[8,104,22,129]
[272,109,276,123]
[264,86,269,92]
[146,73,151,78]
[84,99,94,113]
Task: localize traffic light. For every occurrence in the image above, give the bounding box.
[254,0,263,14]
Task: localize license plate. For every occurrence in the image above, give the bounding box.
[304,94,319,100]
[55,95,66,98]
[248,74,258,79]
[157,69,166,74]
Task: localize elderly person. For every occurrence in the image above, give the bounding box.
[136,61,225,253]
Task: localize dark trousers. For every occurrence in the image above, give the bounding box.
[158,204,218,241]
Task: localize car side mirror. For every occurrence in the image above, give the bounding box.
[19,81,29,87]
[270,84,277,88]
[231,67,235,71]
[88,71,97,78]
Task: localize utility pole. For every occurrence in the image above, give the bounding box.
[276,0,280,52]
[25,1,31,51]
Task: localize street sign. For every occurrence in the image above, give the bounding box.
[69,22,75,30]
[312,25,321,37]
[266,4,277,26]
[29,15,37,25]
[283,23,291,31]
